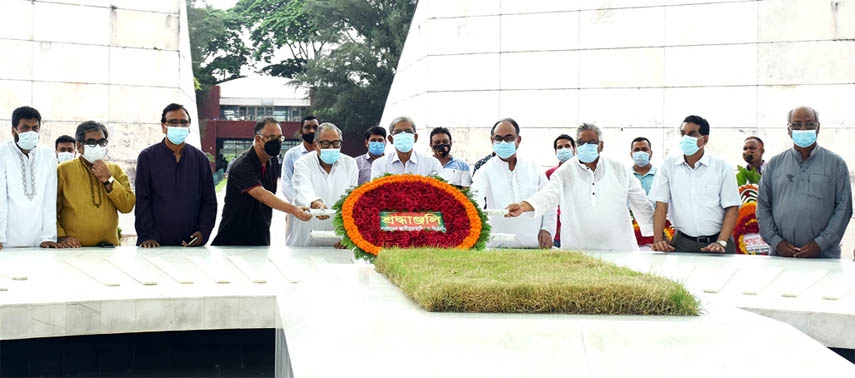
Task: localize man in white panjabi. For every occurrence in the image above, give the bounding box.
[0,106,59,249]
[506,123,654,251]
[471,118,556,249]
[288,123,357,247]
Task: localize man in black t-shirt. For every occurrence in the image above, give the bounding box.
[212,118,312,246]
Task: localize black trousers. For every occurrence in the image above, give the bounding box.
[671,231,736,254]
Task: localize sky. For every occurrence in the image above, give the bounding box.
[206,0,237,9]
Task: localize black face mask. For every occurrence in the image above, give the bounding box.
[432,144,451,157]
[743,154,754,163]
[264,139,282,157]
[302,133,315,144]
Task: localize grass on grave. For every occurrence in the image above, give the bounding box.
[374,248,700,316]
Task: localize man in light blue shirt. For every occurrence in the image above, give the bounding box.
[370,116,442,179]
[280,115,319,202]
[430,127,471,188]
[630,136,656,195]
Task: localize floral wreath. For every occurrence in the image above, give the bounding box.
[732,166,766,254]
[333,174,490,261]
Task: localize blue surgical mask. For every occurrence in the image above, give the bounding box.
[392,132,415,153]
[493,141,516,159]
[16,131,39,151]
[577,143,599,163]
[680,135,700,156]
[57,152,75,163]
[319,148,341,165]
[166,126,189,145]
[368,141,385,156]
[632,151,650,167]
[556,148,574,162]
[791,130,817,148]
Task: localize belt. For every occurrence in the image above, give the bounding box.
[677,231,719,245]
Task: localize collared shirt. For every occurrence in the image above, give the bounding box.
[757,145,852,258]
[135,140,218,246]
[472,153,494,175]
[280,143,311,202]
[527,157,653,251]
[356,152,382,185]
[370,149,443,179]
[287,152,358,247]
[471,156,557,248]
[437,156,472,187]
[0,141,57,246]
[648,152,741,237]
[212,147,280,246]
[631,166,657,195]
[58,157,136,246]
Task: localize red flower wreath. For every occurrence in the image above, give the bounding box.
[333,174,490,260]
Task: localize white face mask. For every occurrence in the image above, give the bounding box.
[82,145,107,163]
[57,152,75,163]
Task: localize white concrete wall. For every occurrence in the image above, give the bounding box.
[381,0,855,257]
[0,0,200,184]
[382,0,855,171]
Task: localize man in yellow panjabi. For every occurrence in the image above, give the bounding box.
[56,121,135,247]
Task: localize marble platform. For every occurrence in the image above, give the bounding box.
[1,247,855,377]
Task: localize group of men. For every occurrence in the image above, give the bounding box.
[1,104,851,258]
[1,104,219,249]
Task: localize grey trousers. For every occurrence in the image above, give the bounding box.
[671,231,736,254]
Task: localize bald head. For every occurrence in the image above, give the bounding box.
[787,106,819,124]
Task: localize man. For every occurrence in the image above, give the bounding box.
[356,126,386,185]
[370,116,442,179]
[212,118,311,246]
[281,115,319,202]
[288,123,358,247]
[630,137,656,195]
[55,135,76,163]
[430,127,472,188]
[0,106,58,249]
[135,103,218,248]
[471,118,556,248]
[757,106,852,258]
[505,123,653,251]
[742,136,766,174]
[545,134,576,248]
[56,121,136,248]
[472,152,495,175]
[648,115,741,254]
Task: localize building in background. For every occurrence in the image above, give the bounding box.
[0,0,199,186]
[199,76,310,173]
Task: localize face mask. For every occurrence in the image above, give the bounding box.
[792,130,817,148]
[264,139,282,157]
[743,154,754,163]
[166,126,189,145]
[15,131,39,150]
[556,148,574,162]
[493,141,516,159]
[392,132,415,153]
[577,143,599,163]
[57,152,75,163]
[319,148,341,165]
[432,143,451,158]
[680,135,701,156]
[368,141,385,156]
[632,151,650,167]
[302,132,315,144]
[82,145,107,163]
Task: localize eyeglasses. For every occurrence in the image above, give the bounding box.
[492,135,517,143]
[317,140,342,148]
[788,122,818,130]
[259,135,285,142]
[577,140,599,146]
[82,139,109,147]
[391,129,415,135]
[165,119,191,126]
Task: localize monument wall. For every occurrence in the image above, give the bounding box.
[381,0,855,170]
[0,0,200,185]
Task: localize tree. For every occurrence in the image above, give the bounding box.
[187,1,250,86]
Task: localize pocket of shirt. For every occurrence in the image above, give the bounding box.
[807,174,831,201]
[699,184,721,207]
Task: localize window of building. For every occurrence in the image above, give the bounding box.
[220,106,308,122]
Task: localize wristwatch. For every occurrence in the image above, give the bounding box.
[103,176,115,185]
[716,240,728,248]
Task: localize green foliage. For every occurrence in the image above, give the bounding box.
[375,249,701,315]
[736,165,762,186]
[187,2,250,86]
